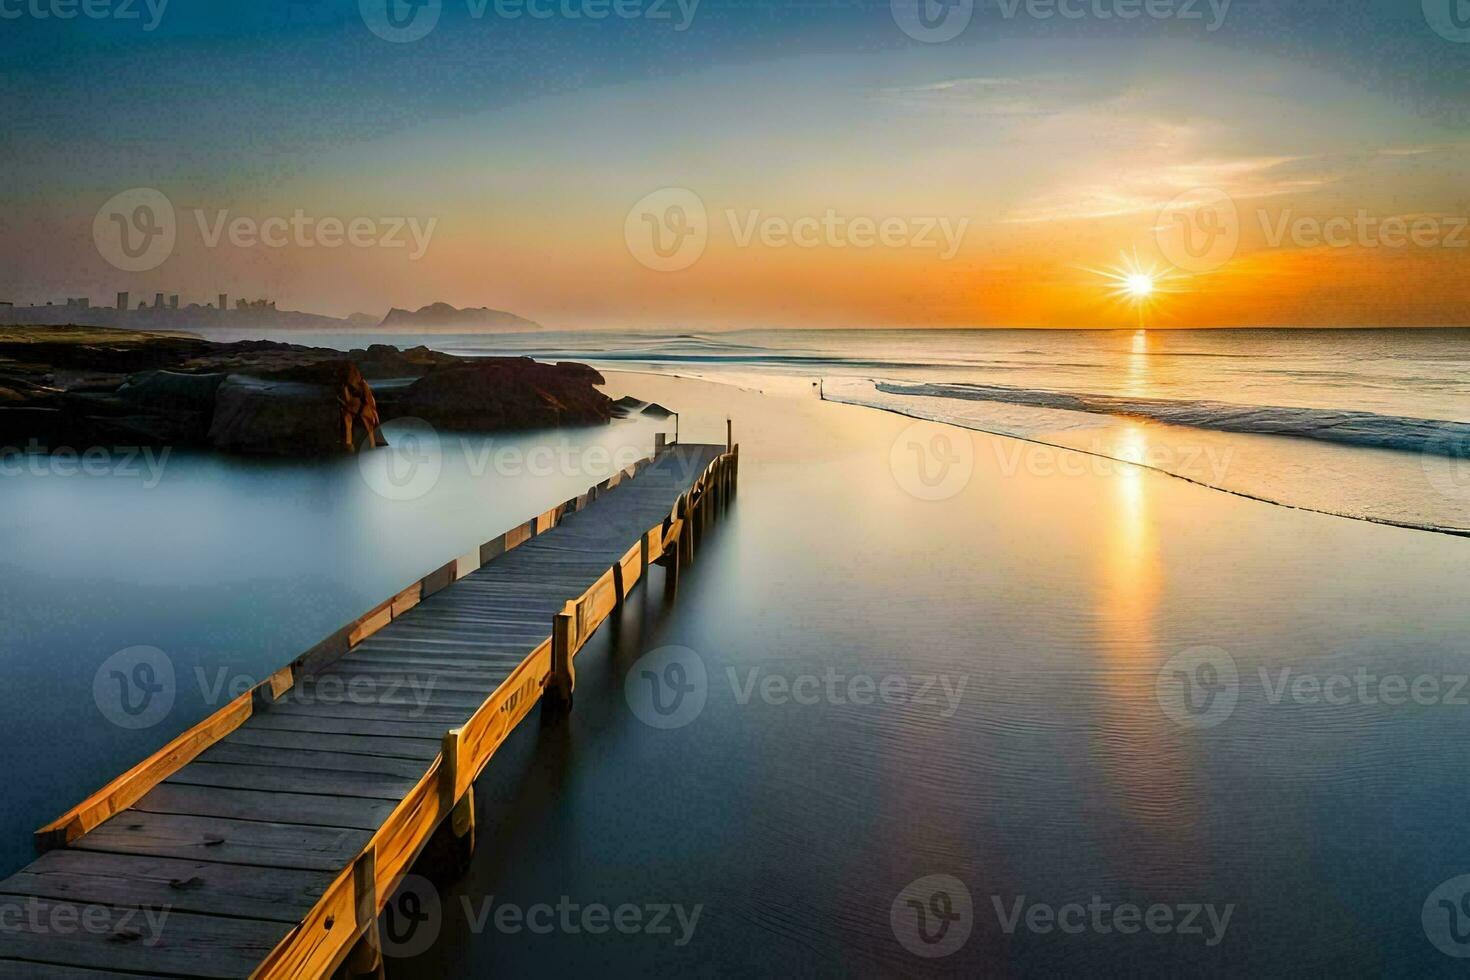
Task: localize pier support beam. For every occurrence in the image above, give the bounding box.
[546,607,576,717]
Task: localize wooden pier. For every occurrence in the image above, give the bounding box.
[0,436,737,978]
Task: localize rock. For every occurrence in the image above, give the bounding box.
[207,361,383,456]
[378,357,612,431]
[610,395,673,419]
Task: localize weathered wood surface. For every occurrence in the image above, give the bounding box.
[0,443,727,977]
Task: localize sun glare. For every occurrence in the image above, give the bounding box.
[1124,273,1155,299]
[1081,250,1188,323]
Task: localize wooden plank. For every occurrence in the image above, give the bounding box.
[0,960,137,979]
[224,727,443,762]
[242,712,453,741]
[0,895,288,978]
[132,784,394,832]
[165,762,418,802]
[0,849,334,923]
[36,689,257,852]
[71,811,372,872]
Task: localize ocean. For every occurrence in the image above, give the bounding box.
[253,327,1470,535]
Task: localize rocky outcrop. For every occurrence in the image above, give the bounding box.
[208,361,383,456]
[376,357,612,431]
[0,326,614,457]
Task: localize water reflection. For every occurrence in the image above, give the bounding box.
[1090,436,1205,884]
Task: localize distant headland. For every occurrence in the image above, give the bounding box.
[0,294,542,334]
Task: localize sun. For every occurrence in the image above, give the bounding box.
[1080,249,1188,322]
[1123,272,1155,299]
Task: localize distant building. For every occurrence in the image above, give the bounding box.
[169,295,179,310]
[116,291,129,311]
[154,292,165,309]
[219,293,228,312]
[66,297,90,309]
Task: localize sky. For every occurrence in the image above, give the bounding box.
[2,0,1468,329]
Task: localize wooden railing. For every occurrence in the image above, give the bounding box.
[253,442,737,978]
[33,446,672,852]
[26,429,739,979]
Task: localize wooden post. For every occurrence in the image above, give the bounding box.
[726,418,732,453]
[344,850,383,979]
[664,527,680,600]
[546,607,576,715]
[654,432,666,455]
[443,729,475,868]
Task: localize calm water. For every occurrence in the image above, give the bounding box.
[214,327,1470,532]
[395,373,1470,977]
[1,335,1468,975]
[0,416,666,875]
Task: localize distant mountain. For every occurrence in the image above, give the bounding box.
[344,312,380,328]
[379,303,541,332]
